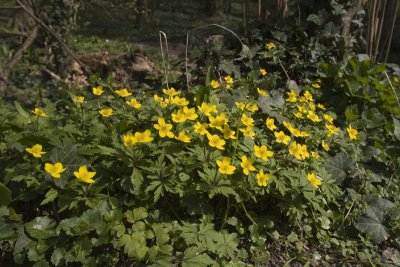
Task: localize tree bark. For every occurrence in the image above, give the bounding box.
[0,25,38,96]
[136,0,148,29]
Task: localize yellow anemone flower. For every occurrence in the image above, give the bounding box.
[45,162,66,178]
[74,165,96,184]
[26,144,46,158]
[216,157,236,175]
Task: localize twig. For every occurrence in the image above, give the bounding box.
[43,68,62,81]
[384,71,400,111]
[16,0,89,73]
[159,31,169,89]
[185,23,248,91]
[278,57,291,82]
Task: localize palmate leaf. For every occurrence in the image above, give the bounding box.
[182,247,216,267]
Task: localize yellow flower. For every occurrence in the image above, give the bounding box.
[317,103,326,110]
[289,142,309,160]
[198,102,218,117]
[74,96,85,103]
[311,83,321,89]
[99,108,113,117]
[235,102,246,111]
[163,87,180,97]
[92,86,104,95]
[216,157,236,175]
[240,155,256,175]
[193,122,209,135]
[303,91,313,102]
[299,130,310,137]
[172,96,189,106]
[171,110,187,123]
[221,124,236,140]
[294,112,304,119]
[326,124,339,137]
[347,125,358,140]
[266,117,277,131]
[209,113,228,129]
[307,111,321,123]
[183,106,198,121]
[153,94,164,103]
[274,131,291,145]
[123,133,137,147]
[311,151,320,159]
[297,104,308,114]
[26,144,46,158]
[241,113,254,127]
[154,117,174,138]
[240,126,256,139]
[207,133,225,150]
[32,108,47,117]
[286,90,298,103]
[115,88,132,97]
[246,103,259,112]
[45,162,66,178]
[175,131,191,143]
[224,75,233,89]
[254,145,273,161]
[126,98,142,109]
[266,42,276,49]
[256,169,272,186]
[257,88,268,96]
[323,114,334,124]
[224,75,233,84]
[307,172,321,188]
[309,102,316,111]
[321,140,330,151]
[134,130,154,143]
[210,80,220,89]
[260,68,267,76]
[74,165,96,184]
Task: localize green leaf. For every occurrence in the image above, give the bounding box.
[25,216,56,240]
[0,223,17,241]
[133,207,148,223]
[323,153,354,184]
[0,181,12,206]
[355,215,389,244]
[213,231,238,258]
[33,259,50,267]
[14,101,30,118]
[393,117,400,141]
[131,167,144,195]
[182,247,216,267]
[40,188,58,205]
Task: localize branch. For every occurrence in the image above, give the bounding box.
[0,25,38,92]
[15,0,89,73]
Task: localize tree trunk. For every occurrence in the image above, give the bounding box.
[136,0,148,29]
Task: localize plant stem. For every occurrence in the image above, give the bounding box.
[220,196,230,230]
[241,202,256,225]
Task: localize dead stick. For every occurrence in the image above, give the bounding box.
[15,0,89,73]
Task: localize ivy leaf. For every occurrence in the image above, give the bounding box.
[323,153,354,184]
[25,216,56,240]
[182,247,216,267]
[355,214,389,244]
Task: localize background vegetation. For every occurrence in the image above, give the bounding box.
[1,0,400,266]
